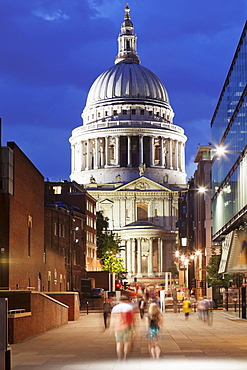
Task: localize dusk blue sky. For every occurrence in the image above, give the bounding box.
[1,0,247,181]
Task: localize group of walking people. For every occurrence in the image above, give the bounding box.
[103,295,162,360]
[103,293,215,360]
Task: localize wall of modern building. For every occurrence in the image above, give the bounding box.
[211,22,247,239]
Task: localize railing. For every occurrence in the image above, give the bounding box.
[0,287,35,291]
[71,120,184,135]
[8,309,25,314]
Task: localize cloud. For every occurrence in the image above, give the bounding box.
[32,9,70,21]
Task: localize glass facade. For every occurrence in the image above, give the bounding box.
[211,23,247,236]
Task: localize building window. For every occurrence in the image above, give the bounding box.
[122,110,127,115]
[137,203,148,221]
[131,109,136,115]
[105,111,108,116]
[27,215,32,257]
[43,245,46,263]
[113,110,118,116]
[149,111,152,116]
[140,109,144,115]
[53,186,62,194]
[98,112,101,117]
[156,112,159,117]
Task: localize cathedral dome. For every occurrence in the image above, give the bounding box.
[70,4,187,187]
[85,62,170,107]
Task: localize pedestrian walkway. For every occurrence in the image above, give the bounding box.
[11,310,247,369]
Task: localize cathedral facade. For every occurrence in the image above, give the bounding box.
[70,4,187,283]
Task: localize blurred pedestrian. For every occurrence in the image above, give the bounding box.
[103,299,112,329]
[139,297,146,319]
[182,297,191,319]
[146,302,162,359]
[111,296,135,360]
[197,297,206,320]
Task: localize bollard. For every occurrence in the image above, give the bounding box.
[86,301,89,315]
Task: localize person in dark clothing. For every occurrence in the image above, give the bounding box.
[103,299,112,329]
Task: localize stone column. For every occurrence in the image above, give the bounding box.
[131,238,136,275]
[105,136,108,167]
[148,238,153,276]
[139,135,144,164]
[137,238,142,277]
[86,139,90,170]
[158,238,161,276]
[127,136,132,167]
[116,136,120,166]
[80,141,84,170]
[169,138,173,169]
[94,138,98,169]
[160,239,164,274]
[71,144,75,172]
[100,145,104,168]
[150,137,154,166]
[175,140,178,170]
[127,239,132,277]
[161,137,164,167]
[180,142,185,172]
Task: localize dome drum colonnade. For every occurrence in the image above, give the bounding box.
[71,127,185,184]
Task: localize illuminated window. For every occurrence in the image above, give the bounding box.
[53,186,62,194]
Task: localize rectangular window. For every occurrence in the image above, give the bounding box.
[131,109,136,115]
[43,245,46,263]
[53,186,62,194]
[149,111,152,116]
[98,112,101,117]
[105,111,108,116]
[140,109,144,115]
[113,110,117,115]
[122,110,127,115]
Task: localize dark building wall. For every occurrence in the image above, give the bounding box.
[7,142,45,289]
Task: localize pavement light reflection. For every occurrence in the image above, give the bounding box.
[64,358,247,370]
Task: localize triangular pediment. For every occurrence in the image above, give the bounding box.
[114,176,172,192]
[99,198,114,204]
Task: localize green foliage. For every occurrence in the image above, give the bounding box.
[96,211,125,274]
[102,252,125,273]
[206,248,233,288]
[168,265,178,278]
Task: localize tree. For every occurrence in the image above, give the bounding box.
[168,265,178,278]
[206,247,233,288]
[102,252,125,273]
[96,211,125,274]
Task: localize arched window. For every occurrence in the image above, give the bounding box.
[137,203,148,221]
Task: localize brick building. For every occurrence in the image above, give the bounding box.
[0,142,100,293]
[44,181,101,287]
[0,142,66,291]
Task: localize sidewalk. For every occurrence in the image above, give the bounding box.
[11,310,247,370]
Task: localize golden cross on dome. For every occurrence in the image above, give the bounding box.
[124,3,130,19]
